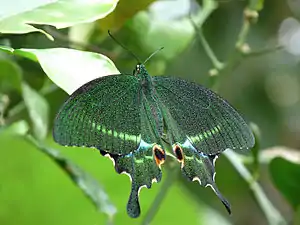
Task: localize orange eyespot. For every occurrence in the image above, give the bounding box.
[173,144,184,164]
[153,145,165,167]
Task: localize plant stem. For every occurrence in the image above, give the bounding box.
[200,2,287,224]
[195,0,218,28]
[224,150,287,225]
[245,45,283,58]
[191,0,222,71]
[190,19,224,70]
[236,19,250,50]
[141,169,178,225]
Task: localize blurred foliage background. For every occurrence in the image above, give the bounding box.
[1,0,300,224]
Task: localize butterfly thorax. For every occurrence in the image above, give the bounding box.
[135,64,153,91]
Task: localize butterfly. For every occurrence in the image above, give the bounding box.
[53,54,255,218]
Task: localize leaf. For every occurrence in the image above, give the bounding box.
[0,0,119,38]
[249,0,265,11]
[0,47,120,95]
[26,135,117,219]
[22,83,49,141]
[269,157,300,209]
[97,0,155,31]
[0,59,22,93]
[124,1,204,61]
[259,146,300,164]
[0,120,29,135]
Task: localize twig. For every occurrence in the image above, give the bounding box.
[244,45,283,58]
[191,0,222,69]
[224,150,287,225]
[195,0,219,28]
[140,168,179,225]
[190,18,224,70]
[43,26,117,60]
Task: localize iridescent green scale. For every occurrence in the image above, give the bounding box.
[53,63,255,218]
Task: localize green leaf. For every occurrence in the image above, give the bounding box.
[2,47,120,95]
[0,45,14,53]
[0,120,29,135]
[250,0,265,11]
[97,0,155,31]
[0,0,119,38]
[26,135,117,219]
[22,83,49,141]
[124,2,205,61]
[269,157,300,209]
[0,59,22,93]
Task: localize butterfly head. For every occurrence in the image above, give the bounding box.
[133,64,146,76]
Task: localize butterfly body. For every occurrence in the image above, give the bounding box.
[53,63,254,218]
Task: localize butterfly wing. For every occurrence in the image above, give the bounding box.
[99,99,165,218]
[53,74,141,155]
[174,140,231,214]
[153,76,255,155]
[153,76,254,214]
[54,75,164,218]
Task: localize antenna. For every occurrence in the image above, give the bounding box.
[108,30,141,63]
[143,47,164,65]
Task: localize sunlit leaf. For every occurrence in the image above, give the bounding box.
[22,83,49,141]
[269,157,300,209]
[0,0,119,38]
[98,0,155,31]
[26,135,117,219]
[0,47,120,95]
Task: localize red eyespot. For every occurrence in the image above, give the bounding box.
[153,145,165,167]
[173,144,184,163]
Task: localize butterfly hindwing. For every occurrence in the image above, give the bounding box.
[153,76,255,155]
[53,74,141,155]
[153,75,254,214]
[99,99,165,218]
[173,140,231,214]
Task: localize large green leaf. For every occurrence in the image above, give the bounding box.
[97,0,155,31]
[26,135,117,219]
[0,47,120,95]
[121,0,208,63]
[0,59,22,93]
[22,83,49,141]
[269,157,300,209]
[0,120,29,135]
[0,0,119,38]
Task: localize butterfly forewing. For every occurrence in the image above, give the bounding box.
[53,74,141,155]
[153,76,255,155]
